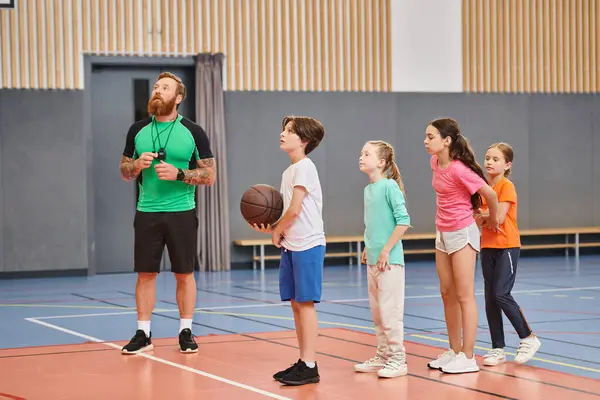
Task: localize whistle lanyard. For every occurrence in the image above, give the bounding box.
[152,117,177,157]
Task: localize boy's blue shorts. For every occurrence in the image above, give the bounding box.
[279,245,325,303]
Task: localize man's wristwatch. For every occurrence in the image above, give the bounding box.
[176,168,185,181]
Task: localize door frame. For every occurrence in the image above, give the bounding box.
[83,55,197,276]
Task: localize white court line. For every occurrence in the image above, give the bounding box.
[25,318,292,400]
[35,311,142,320]
[329,285,600,302]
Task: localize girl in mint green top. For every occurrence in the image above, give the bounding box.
[354,140,411,378]
[360,141,411,268]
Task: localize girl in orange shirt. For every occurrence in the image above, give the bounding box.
[476,142,541,366]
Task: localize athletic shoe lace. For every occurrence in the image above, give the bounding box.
[485,348,504,358]
[517,341,532,354]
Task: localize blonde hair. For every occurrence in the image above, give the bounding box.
[367,140,406,197]
[488,142,514,177]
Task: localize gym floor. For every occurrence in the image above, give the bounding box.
[0,255,599,399]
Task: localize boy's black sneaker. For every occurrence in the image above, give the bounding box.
[279,360,320,386]
[273,359,301,381]
[121,329,153,354]
[179,328,198,353]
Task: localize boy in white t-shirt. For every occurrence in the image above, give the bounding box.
[251,116,326,386]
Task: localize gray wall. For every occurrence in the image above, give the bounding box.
[225,92,600,262]
[0,86,598,272]
[594,96,600,224]
[0,90,88,273]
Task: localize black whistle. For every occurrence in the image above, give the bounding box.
[157,148,167,161]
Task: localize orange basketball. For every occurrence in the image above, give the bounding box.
[240,184,284,226]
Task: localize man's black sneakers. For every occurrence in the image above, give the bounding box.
[121,329,153,354]
[179,328,198,353]
[278,360,320,386]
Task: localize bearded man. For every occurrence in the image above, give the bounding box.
[119,72,216,354]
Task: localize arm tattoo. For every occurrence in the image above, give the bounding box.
[183,157,216,186]
[119,155,141,181]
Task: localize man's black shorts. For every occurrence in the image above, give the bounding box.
[133,209,198,274]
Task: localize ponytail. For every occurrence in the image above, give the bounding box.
[428,118,488,210]
[366,140,407,199]
[451,135,488,209]
[388,160,406,198]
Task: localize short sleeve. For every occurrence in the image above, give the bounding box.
[498,180,517,204]
[293,161,317,192]
[180,118,214,160]
[452,161,486,195]
[122,118,151,158]
[386,180,411,226]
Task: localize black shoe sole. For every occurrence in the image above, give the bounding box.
[273,374,294,382]
[279,377,320,386]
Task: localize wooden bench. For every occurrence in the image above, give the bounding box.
[233,227,600,270]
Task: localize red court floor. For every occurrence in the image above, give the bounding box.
[0,328,598,400]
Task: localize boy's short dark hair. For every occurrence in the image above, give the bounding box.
[282,116,325,155]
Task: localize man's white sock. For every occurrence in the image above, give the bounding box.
[138,321,151,337]
[180,319,193,333]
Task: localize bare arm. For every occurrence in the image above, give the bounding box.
[120,152,157,181]
[473,207,487,226]
[119,155,142,181]
[121,120,151,181]
[271,186,307,247]
[478,185,500,229]
[478,202,509,222]
[182,157,216,186]
[496,202,511,225]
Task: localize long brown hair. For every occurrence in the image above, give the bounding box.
[368,140,406,198]
[429,118,488,209]
[488,142,514,177]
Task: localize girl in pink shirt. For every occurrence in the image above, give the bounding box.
[424,118,499,374]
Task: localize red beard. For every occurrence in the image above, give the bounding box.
[147,94,176,116]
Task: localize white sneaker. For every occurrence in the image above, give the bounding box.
[377,354,408,378]
[483,348,506,366]
[514,335,541,364]
[441,352,480,374]
[354,355,387,373]
[427,349,457,370]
